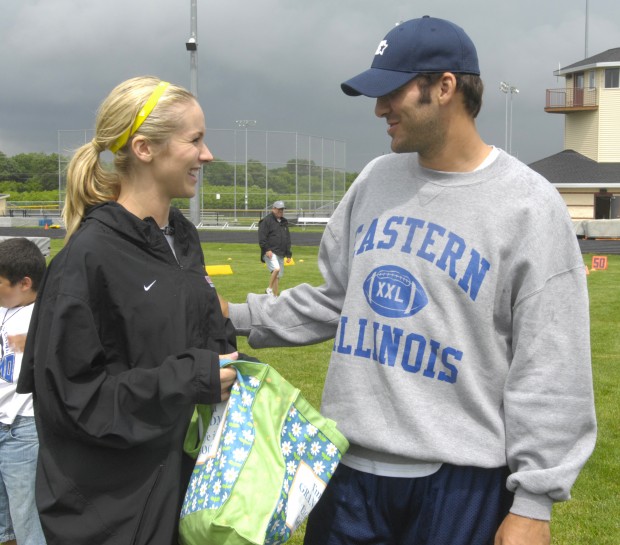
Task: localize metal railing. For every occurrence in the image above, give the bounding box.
[1,202,336,230]
[4,202,62,218]
[546,87,599,109]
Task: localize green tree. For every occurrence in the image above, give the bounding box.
[264,170,294,194]
[12,152,60,190]
[0,151,358,204]
[285,158,317,176]
[247,159,266,188]
[0,151,19,182]
[204,158,236,186]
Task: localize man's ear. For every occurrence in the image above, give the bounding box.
[437,72,458,104]
[130,136,155,163]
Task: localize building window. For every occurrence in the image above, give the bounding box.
[605,68,619,88]
[589,71,595,88]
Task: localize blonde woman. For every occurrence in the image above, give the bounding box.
[18,76,237,545]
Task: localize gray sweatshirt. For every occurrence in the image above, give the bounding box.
[229,150,596,520]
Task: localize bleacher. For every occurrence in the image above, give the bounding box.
[296,217,330,228]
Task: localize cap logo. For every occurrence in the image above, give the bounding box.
[375,40,389,56]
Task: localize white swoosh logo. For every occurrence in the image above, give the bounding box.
[144,280,157,291]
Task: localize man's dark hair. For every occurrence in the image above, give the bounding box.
[416,73,484,119]
[0,238,46,291]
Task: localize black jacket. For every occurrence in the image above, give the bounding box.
[18,202,237,545]
[258,213,292,261]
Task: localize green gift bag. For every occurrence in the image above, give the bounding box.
[179,360,349,545]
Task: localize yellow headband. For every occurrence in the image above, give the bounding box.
[110,81,170,153]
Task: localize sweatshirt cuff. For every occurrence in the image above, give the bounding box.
[194,350,222,404]
[510,490,553,521]
[229,302,252,336]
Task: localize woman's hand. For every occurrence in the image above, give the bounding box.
[219,352,238,401]
[218,294,230,318]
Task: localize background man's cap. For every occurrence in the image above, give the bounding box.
[272,200,285,209]
[341,16,479,98]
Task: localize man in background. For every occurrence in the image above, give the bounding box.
[258,200,292,296]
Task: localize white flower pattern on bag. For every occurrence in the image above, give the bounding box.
[180,372,257,517]
[180,369,345,545]
[264,406,344,544]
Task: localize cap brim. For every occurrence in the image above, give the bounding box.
[341,68,419,97]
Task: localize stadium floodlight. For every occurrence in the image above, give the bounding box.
[500,82,519,155]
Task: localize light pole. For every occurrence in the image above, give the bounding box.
[233,130,238,221]
[500,81,519,155]
[585,0,589,58]
[235,120,256,211]
[186,0,201,225]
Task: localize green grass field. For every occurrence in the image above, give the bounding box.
[43,240,619,544]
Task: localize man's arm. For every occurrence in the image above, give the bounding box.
[229,223,347,348]
[258,217,270,254]
[504,266,596,520]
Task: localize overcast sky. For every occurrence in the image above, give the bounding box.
[1,0,619,172]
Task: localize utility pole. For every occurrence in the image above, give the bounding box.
[186,0,201,225]
[585,0,589,58]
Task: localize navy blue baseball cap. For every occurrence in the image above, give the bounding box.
[341,16,480,97]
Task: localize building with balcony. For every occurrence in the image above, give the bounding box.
[530,48,620,224]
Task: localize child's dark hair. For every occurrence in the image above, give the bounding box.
[0,238,46,291]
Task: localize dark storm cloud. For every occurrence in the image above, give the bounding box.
[1,0,619,170]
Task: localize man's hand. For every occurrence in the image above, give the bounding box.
[495,513,550,545]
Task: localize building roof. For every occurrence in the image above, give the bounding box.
[528,150,620,187]
[556,48,620,76]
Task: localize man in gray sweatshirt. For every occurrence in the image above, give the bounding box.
[226,15,596,545]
